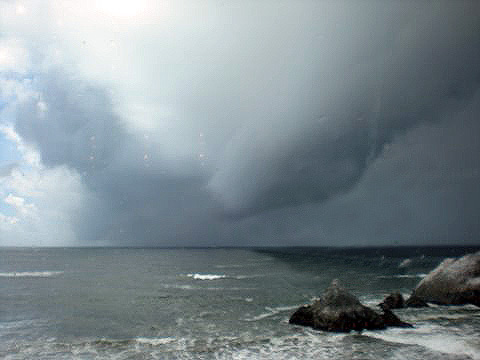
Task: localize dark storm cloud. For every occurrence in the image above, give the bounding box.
[5,0,480,245]
[12,69,216,244]
[14,70,123,173]
[208,1,480,217]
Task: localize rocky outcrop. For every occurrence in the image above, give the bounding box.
[405,295,429,308]
[410,251,480,306]
[379,293,405,310]
[381,309,412,328]
[289,280,411,332]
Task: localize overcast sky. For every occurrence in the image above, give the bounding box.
[1,0,479,247]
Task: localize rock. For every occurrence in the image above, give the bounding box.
[381,309,413,328]
[289,305,314,327]
[379,292,405,310]
[405,295,429,308]
[410,251,480,306]
[289,280,411,332]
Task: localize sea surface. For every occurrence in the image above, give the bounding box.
[1,246,480,359]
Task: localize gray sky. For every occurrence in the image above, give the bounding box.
[1,0,479,246]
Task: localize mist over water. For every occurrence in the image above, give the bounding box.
[1,246,479,359]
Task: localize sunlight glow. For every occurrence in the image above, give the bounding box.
[96,0,147,18]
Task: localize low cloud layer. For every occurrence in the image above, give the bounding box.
[1,0,479,246]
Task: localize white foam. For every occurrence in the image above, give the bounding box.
[213,331,346,360]
[0,271,63,278]
[244,305,299,322]
[187,273,226,280]
[366,325,480,359]
[163,284,195,290]
[399,258,412,268]
[377,273,427,279]
[135,337,176,346]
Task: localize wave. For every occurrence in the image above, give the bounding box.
[4,326,477,360]
[399,258,412,268]
[1,333,346,359]
[366,325,480,360]
[0,271,64,278]
[244,305,299,322]
[187,273,226,280]
[135,337,176,346]
[215,264,245,269]
[185,273,263,281]
[377,273,427,279]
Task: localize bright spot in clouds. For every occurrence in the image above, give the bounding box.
[16,3,26,15]
[96,0,147,18]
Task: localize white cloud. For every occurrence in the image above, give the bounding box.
[0,127,93,246]
[4,193,36,216]
[0,38,30,74]
[0,125,40,167]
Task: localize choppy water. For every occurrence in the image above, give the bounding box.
[1,246,479,359]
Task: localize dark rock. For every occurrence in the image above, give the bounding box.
[289,280,412,332]
[405,295,429,308]
[381,309,413,328]
[289,305,314,327]
[410,251,480,306]
[379,292,405,310]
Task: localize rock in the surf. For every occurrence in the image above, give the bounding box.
[410,251,480,306]
[405,295,429,308]
[380,309,412,328]
[289,280,411,332]
[379,292,405,310]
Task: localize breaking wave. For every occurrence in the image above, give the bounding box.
[185,273,263,280]
[187,273,227,280]
[0,271,64,278]
[244,305,299,322]
[366,324,480,360]
[377,274,427,279]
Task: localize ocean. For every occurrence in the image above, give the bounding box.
[1,246,479,359]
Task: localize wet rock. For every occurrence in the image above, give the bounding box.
[380,309,413,328]
[289,304,314,327]
[289,280,411,332]
[411,251,480,306]
[379,293,405,310]
[405,295,429,308]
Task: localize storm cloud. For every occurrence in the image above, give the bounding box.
[1,0,479,246]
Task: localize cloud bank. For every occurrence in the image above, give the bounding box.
[1,0,479,246]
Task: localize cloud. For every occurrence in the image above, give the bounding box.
[0,0,479,246]
[0,38,30,74]
[0,163,17,177]
[0,126,93,247]
[0,155,92,247]
[208,1,480,216]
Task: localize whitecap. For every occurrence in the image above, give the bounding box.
[377,274,427,279]
[0,271,64,278]
[399,258,412,268]
[187,273,226,280]
[366,325,480,360]
[244,305,299,322]
[135,337,176,346]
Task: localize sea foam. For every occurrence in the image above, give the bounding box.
[187,273,226,280]
[0,271,63,278]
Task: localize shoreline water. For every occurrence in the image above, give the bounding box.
[1,246,479,359]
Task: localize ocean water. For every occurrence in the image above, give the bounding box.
[1,246,480,359]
